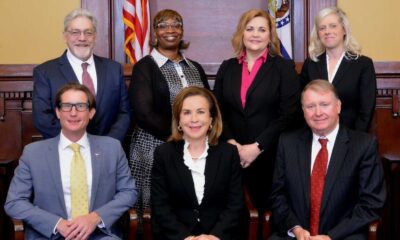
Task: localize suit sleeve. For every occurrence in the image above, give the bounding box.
[5,148,62,238]
[270,135,302,234]
[210,146,244,239]
[255,59,301,152]
[354,58,376,132]
[104,63,131,142]
[191,60,210,90]
[213,60,235,141]
[93,143,138,229]
[300,58,312,89]
[129,62,173,141]
[151,146,193,240]
[32,66,61,139]
[327,137,386,239]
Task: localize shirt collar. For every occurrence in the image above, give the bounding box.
[183,138,209,166]
[238,48,268,64]
[312,123,340,143]
[66,49,94,66]
[150,48,190,68]
[59,131,90,151]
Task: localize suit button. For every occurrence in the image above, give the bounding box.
[193,209,200,222]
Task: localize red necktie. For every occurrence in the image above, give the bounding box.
[310,138,328,236]
[82,62,95,97]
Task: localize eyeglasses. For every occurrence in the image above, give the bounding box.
[155,22,183,30]
[66,29,95,38]
[59,102,90,112]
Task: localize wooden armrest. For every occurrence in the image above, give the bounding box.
[368,220,380,240]
[12,218,24,240]
[244,187,259,240]
[143,208,152,240]
[127,208,138,240]
[263,211,272,239]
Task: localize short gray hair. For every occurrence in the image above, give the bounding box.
[64,8,97,32]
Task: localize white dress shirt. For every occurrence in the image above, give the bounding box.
[310,123,339,173]
[66,50,98,93]
[183,139,209,205]
[326,52,345,83]
[58,132,93,220]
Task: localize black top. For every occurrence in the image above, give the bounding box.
[129,55,209,141]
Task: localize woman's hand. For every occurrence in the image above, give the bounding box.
[227,139,243,152]
[238,143,262,168]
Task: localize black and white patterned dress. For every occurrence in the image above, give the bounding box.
[129,49,207,224]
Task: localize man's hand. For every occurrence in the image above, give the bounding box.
[239,143,261,168]
[56,219,73,237]
[293,226,311,240]
[65,212,101,240]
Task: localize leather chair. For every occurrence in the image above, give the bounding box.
[11,208,138,240]
[261,212,381,240]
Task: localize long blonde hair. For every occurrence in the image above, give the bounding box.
[309,7,361,62]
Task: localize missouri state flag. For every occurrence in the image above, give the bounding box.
[268,0,293,59]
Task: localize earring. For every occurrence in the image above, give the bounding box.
[209,125,213,130]
[178,125,182,131]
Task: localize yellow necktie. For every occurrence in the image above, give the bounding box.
[69,143,89,218]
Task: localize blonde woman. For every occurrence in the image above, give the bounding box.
[214,9,300,215]
[301,7,376,132]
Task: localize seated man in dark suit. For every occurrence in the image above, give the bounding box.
[270,80,385,240]
[5,83,137,239]
[33,8,130,142]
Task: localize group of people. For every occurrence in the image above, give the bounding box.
[4,5,385,240]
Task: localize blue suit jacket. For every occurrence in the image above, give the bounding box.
[5,134,138,239]
[33,51,130,142]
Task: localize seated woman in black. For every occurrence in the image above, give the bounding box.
[151,86,244,240]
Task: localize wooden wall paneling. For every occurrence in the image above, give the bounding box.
[82,0,112,58]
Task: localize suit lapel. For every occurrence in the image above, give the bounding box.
[58,51,79,83]
[316,53,328,80]
[246,56,273,101]
[173,142,199,205]
[202,146,219,204]
[93,55,105,100]
[332,56,352,86]
[298,130,313,211]
[320,126,349,214]
[46,136,68,218]
[230,61,244,111]
[88,135,102,210]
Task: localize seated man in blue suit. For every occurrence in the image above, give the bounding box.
[33,8,130,142]
[5,83,137,239]
[270,80,385,240]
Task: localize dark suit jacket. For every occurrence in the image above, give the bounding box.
[5,134,138,240]
[129,55,209,141]
[151,141,244,240]
[213,55,300,210]
[270,126,386,240]
[33,51,130,142]
[213,54,300,154]
[300,53,376,132]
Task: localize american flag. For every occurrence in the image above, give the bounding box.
[123,0,150,63]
